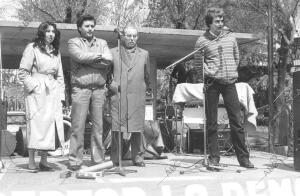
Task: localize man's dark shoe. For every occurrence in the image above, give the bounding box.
[208,158,220,166]
[113,162,119,167]
[239,159,254,168]
[133,162,145,167]
[68,165,82,171]
[39,163,54,172]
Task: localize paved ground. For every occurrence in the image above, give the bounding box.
[0,150,299,196]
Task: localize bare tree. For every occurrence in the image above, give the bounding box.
[146,0,205,29]
[17,0,151,26]
[17,0,109,24]
[237,0,299,151]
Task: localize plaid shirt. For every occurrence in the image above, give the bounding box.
[194,30,239,84]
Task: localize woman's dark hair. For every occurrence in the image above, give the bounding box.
[204,7,224,28]
[33,21,60,56]
[76,14,96,33]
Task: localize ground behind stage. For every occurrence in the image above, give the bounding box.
[0,150,299,196]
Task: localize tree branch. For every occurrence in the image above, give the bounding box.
[182,0,195,16]
[277,16,296,46]
[192,13,201,30]
[118,0,130,26]
[52,0,63,19]
[244,1,268,17]
[278,28,292,45]
[76,0,87,19]
[274,0,298,46]
[30,0,57,21]
[165,0,180,27]
[64,6,72,23]
[292,0,300,16]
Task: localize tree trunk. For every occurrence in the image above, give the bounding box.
[274,35,289,145]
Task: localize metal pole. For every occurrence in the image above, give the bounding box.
[0,33,4,168]
[117,38,123,173]
[202,49,207,166]
[267,0,274,153]
[0,33,3,101]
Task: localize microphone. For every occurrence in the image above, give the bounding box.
[215,26,232,41]
[114,28,124,37]
[223,26,233,32]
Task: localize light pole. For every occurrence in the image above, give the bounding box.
[267,0,274,153]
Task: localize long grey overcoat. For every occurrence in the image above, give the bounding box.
[18,43,65,150]
[110,46,151,133]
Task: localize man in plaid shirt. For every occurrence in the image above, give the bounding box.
[194,7,254,168]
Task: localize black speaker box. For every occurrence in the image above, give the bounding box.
[159,119,174,152]
[293,71,300,171]
[186,128,232,154]
[0,100,8,157]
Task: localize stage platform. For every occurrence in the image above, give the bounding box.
[0,151,298,196]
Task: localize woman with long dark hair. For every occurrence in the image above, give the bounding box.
[18,21,65,172]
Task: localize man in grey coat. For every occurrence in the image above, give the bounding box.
[68,14,112,170]
[109,26,151,167]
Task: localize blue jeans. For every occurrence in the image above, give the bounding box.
[69,86,106,166]
[205,80,249,162]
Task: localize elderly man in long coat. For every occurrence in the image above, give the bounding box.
[110,26,151,167]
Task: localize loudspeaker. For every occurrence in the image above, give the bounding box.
[165,105,175,119]
[0,100,8,157]
[186,128,232,154]
[293,71,300,171]
[159,119,174,152]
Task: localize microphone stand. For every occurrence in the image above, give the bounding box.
[0,33,5,170]
[103,30,137,177]
[166,30,232,171]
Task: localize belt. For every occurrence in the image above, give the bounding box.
[32,72,56,80]
[46,73,55,80]
[72,83,105,90]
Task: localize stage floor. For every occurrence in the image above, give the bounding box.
[0,151,298,196]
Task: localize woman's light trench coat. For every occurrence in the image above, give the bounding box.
[18,43,65,150]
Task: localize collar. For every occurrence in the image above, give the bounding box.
[45,44,54,54]
[81,36,97,43]
[122,46,137,53]
[204,30,226,40]
[209,30,221,38]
